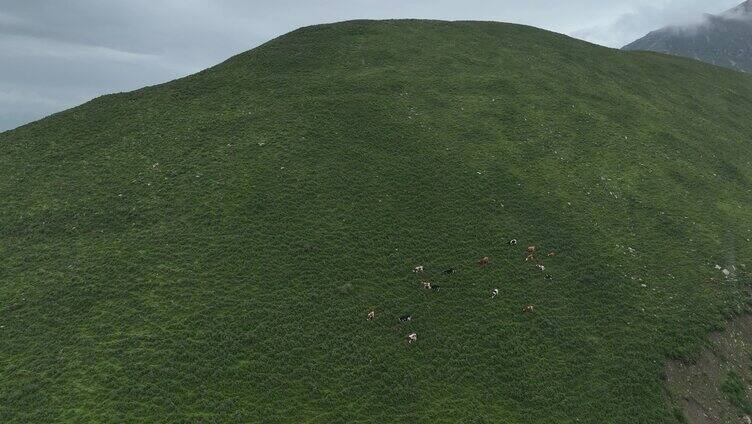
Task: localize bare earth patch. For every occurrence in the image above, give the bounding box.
[666,315,752,424]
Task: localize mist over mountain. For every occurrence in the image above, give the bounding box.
[623,0,752,73]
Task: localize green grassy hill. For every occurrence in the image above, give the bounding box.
[3,20,752,423]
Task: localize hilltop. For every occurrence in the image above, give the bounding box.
[624,0,752,73]
[3,20,752,423]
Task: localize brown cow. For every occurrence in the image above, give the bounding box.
[422,281,432,290]
[522,305,535,314]
[478,256,490,267]
[367,310,375,321]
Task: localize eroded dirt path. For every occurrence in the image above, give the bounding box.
[666,315,752,424]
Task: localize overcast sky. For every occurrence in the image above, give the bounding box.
[0,0,742,131]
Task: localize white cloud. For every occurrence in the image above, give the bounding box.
[573,0,741,47]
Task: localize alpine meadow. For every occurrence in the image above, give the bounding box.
[3,19,752,423]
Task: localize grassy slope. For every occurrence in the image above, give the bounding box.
[2,20,752,423]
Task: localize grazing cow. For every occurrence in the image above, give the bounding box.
[478,256,490,267]
[407,332,418,344]
[399,315,412,322]
[547,251,556,257]
[544,274,553,280]
[522,305,535,314]
[443,268,457,275]
[537,264,545,271]
[413,265,425,273]
[526,246,536,254]
[509,239,518,246]
[422,281,432,290]
[431,284,441,292]
[367,310,375,321]
[491,288,499,299]
[525,254,535,262]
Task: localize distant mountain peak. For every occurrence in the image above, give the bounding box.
[722,0,752,18]
[623,0,752,73]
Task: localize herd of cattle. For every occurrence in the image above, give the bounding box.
[367,240,553,344]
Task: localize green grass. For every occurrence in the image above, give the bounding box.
[2,19,752,423]
[721,370,752,414]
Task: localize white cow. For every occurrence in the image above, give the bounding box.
[407,332,418,344]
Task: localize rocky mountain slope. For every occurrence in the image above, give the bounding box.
[624,0,752,73]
